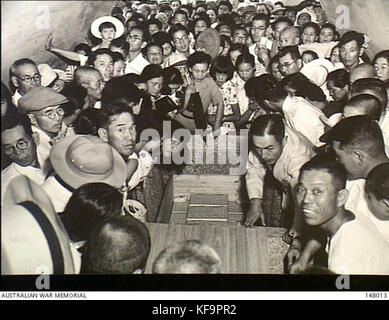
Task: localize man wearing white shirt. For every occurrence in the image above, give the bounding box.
[18,86,71,173]
[125,26,150,75]
[253,74,326,147]
[320,116,389,244]
[1,113,47,207]
[9,58,42,107]
[295,154,389,275]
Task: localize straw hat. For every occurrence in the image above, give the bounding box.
[49,135,127,190]
[90,16,125,39]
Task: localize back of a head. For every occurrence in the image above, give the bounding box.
[63,182,123,241]
[345,94,382,121]
[365,163,389,201]
[349,63,376,84]
[282,72,326,102]
[74,66,99,87]
[320,115,386,158]
[83,215,151,274]
[152,240,221,274]
[248,74,286,104]
[101,76,142,107]
[278,45,302,61]
[73,108,101,135]
[350,78,388,109]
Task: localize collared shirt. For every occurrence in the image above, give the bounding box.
[246,125,315,202]
[1,162,47,207]
[327,217,389,275]
[125,52,150,75]
[11,90,22,107]
[31,123,73,174]
[127,150,153,191]
[282,95,327,147]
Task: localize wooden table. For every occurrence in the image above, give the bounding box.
[145,223,288,274]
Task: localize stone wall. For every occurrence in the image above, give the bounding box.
[1,1,116,86]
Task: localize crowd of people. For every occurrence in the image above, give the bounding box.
[1,0,389,275]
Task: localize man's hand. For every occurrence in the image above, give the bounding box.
[45,33,53,51]
[244,198,266,227]
[289,257,309,274]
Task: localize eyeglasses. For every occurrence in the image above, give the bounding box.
[278,61,297,70]
[251,27,267,32]
[15,73,42,84]
[173,35,189,44]
[128,35,143,42]
[3,136,32,155]
[40,107,65,120]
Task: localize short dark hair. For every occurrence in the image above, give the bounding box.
[187,51,211,68]
[141,64,163,82]
[210,56,235,81]
[248,74,287,105]
[99,22,116,33]
[1,112,33,136]
[74,43,92,55]
[173,9,188,21]
[63,182,122,241]
[271,17,293,31]
[146,18,163,31]
[87,48,114,67]
[338,30,364,50]
[373,50,389,67]
[236,52,255,69]
[101,76,142,107]
[250,114,285,143]
[169,23,190,38]
[161,66,183,95]
[112,51,125,63]
[346,94,382,121]
[278,45,302,61]
[99,101,134,129]
[151,31,174,47]
[365,163,389,201]
[350,78,388,109]
[83,215,151,274]
[301,22,320,37]
[73,108,101,136]
[218,1,233,12]
[320,115,386,158]
[251,13,270,27]
[302,50,319,60]
[110,37,129,51]
[327,69,350,88]
[299,153,347,191]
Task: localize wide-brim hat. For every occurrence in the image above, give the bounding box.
[50,135,127,190]
[90,16,125,39]
[196,28,220,60]
[2,176,77,274]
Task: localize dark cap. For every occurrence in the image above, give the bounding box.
[319,115,375,144]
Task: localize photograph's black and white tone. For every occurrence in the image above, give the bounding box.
[1,0,389,281]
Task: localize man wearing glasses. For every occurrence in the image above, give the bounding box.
[10,58,42,107]
[125,26,150,75]
[18,86,71,173]
[1,113,46,207]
